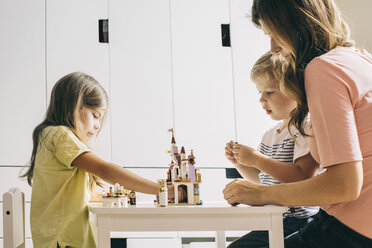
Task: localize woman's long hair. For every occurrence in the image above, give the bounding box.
[21,72,108,189]
[251,0,354,136]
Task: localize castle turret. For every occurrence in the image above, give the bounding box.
[188,149,196,182]
[169,128,179,155]
[180,146,188,181]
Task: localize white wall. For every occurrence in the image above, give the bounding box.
[336,0,372,52]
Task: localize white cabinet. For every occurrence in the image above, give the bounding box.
[46,0,111,160]
[0,0,272,169]
[0,0,46,165]
[109,0,174,167]
[171,0,236,167]
[229,0,273,148]
[110,0,236,167]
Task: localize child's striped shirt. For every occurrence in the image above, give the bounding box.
[257,121,319,219]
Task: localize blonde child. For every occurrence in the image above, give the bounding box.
[224,52,319,248]
[22,72,161,248]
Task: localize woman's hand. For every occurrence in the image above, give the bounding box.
[223,178,266,206]
[232,143,260,167]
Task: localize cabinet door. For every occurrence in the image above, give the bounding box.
[171,0,236,167]
[46,0,111,160]
[230,0,273,149]
[109,0,174,167]
[0,0,45,165]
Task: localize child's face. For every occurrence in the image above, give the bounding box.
[76,106,105,143]
[255,76,297,122]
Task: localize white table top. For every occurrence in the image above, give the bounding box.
[88,202,287,215]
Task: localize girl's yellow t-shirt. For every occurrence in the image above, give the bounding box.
[30,126,96,248]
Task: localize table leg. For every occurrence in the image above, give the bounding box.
[268,213,284,248]
[97,215,111,248]
[215,231,226,248]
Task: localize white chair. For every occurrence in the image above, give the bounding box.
[3,188,25,248]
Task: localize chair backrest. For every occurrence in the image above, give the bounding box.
[3,188,25,248]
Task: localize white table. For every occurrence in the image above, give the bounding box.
[88,202,287,248]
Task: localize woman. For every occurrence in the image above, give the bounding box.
[223,0,372,247]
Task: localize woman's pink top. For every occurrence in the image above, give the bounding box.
[305,46,372,238]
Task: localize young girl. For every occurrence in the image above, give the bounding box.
[22,72,161,248]
[225,52,319,248]
[224,0,372,247]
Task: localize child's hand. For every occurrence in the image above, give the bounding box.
[225,140,240,166]
[232,144,259,167]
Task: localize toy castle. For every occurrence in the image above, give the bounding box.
[155,128,202,205]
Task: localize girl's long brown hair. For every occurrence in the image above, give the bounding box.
[21,72,108,189]
[251,0,354,136]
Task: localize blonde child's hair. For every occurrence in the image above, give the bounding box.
[250,51,286,85]
[21,72,108,189]
[251,0,353,136]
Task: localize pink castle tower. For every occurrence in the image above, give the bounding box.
[180,146,188,181]
[188,149,196,182]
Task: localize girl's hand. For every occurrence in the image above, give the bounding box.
[225,141,240,166]
[232,144,259,167]
[223,178,266,206]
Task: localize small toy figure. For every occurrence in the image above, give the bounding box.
[129,190,136,205]
[158,179,168,207]
[102,183,129,208]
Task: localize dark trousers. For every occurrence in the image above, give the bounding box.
[228,215,313,248]
[285,209,372,248]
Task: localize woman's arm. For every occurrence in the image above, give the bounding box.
[233,144,319,183]
[223,160,363,206]
[73,152,160,195]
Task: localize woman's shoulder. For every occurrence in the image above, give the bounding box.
[306,46,371,74]
[305,46,372,98]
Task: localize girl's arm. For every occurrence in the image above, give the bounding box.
[233,144,319,183]
[223,161,363,206]
[72,152,160,195]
